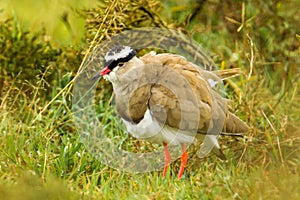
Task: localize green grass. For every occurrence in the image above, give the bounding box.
[1,0,300,199]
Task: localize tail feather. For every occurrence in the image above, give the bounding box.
[213,68,241,80]
[223,112,249,133]
[220,132,244,137]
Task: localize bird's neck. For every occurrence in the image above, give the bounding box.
[130,56,143,65]
[103,66,119,83]
[104,56,144,84]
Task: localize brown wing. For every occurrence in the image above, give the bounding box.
[114,58,155,123]
[115,53,248,133]
[141,53,249,134]
[116,84,152,123]
[140,53,214,132]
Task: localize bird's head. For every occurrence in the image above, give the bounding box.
[92,46,137,80]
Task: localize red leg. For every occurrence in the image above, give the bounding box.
[162,142,171,177]
[178,143,188,179]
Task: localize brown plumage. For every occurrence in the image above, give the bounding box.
[94,46,249,178]
[113,53,248,134]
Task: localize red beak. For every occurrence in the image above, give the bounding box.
[91,66,111,80]
[100,66,111,76]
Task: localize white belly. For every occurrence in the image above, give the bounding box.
[122,109,221,158]
[122,109,197,145]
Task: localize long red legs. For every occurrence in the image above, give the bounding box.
[178,143,188,179]
[162,142,171,177]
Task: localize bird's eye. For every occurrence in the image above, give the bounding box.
[118,62,124,67]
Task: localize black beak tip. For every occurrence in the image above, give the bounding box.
[91,73,101,81]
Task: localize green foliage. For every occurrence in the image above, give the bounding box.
[0,0,100,46]
[0,18,58,84]
[0,0,300,199]
[0,17,83,110]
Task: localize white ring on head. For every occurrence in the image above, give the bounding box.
[105,46,133,61]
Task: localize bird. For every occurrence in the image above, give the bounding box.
[92,45,249,179]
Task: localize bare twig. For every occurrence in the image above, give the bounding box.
[237,2,245,32]
[247,33,254,80]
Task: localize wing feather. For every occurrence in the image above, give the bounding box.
[141,53,248,134]
[116,53,248,134]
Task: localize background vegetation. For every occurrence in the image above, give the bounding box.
[0,0,300,199]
